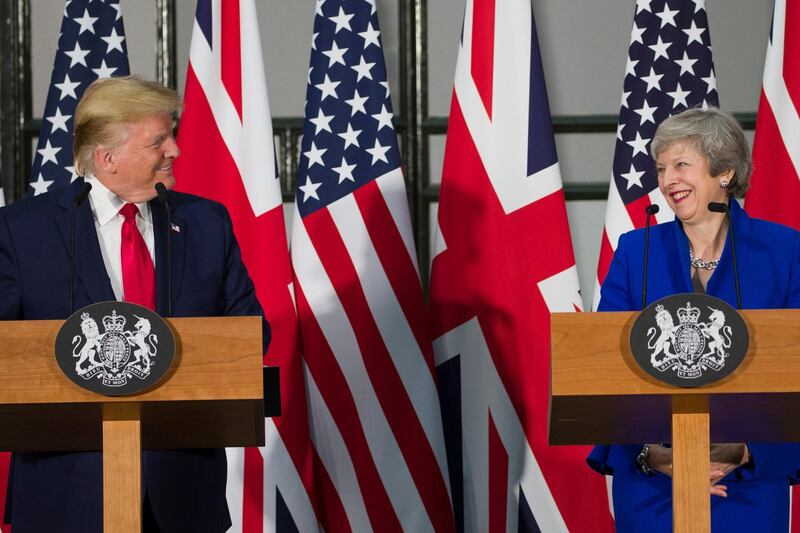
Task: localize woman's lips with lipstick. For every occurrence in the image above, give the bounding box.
[670,190,691,203]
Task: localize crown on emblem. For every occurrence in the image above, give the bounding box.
[103,310,126,333]
[81,312,90,321]
[677,302,701,325]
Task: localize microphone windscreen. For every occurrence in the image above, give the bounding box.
[74,182,92,205]
[155,182,169,204]
[708,202,728,213]
[645,204,660,215]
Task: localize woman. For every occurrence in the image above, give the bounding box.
[588,107,800,532]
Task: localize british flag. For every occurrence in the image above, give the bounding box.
[173,1,317,531]
[29,0,129,196]
[594,0,719,307]
[745,0,800,528]
[428,0,613,530]
[290,0,455,531]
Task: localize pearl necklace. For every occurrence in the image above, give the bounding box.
[689,250,719,270]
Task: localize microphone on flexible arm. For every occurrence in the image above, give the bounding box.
[708,201,742,309]
[642,204,660,310]
[69,182,93,315]
[155,183,172,316]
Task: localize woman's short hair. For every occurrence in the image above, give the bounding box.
[73,76,182,176]
[651,107,751,198]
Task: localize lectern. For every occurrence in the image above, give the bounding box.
[0,315,265,532]
[550,309,800,533]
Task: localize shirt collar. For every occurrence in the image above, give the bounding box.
[84,175,151,227]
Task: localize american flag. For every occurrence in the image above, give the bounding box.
[172,1,318,531]
[593,0,719,307]
[291,0,455,530]
[744,1,800,528]
[428,0,613,530]
[29,0,129,196]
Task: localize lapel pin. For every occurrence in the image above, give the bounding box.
[170,223,181,233]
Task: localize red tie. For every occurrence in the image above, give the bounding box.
[120,203,155,311]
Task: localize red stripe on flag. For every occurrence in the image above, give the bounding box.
[294,280,399,532]
[242,448,264,532]
[221,1,243,121]
[309,446,352,533]
[488,415,508,533]
[471,0,495,119]
[303,209,456,533]
[784,1,800,114]
[353,180,436,377]
[596,230,615,286]
[624,194,651,230]
[747,93,800,230]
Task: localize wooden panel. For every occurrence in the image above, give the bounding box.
[672,395,710,533]
[103,404,142,533]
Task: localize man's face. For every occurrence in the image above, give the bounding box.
[98,114,179,203]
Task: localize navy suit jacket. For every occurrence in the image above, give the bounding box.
[0,179,268,532]
[588,200,800,531]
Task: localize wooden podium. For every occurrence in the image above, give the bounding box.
[0,315,265,532]
[550,309,800,533]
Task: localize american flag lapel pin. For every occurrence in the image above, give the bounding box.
[171,223,181,233]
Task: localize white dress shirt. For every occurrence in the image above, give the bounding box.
[84,175,155,301]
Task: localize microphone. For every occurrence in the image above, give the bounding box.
[642,204,660,310]
[69,182,92,315]
[155,183,172,316]
[708,201,742,309]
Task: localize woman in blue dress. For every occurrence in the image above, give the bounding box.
[589,107,800,532]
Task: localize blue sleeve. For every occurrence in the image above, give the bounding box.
[597,232,635,312]
[0,209,22,320]
[219,207,271,353]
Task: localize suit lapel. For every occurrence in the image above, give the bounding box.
[151,199,186,316]
[664,220,693,295]
[55,181,116,305]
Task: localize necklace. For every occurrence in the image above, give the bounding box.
[689,250,719,270]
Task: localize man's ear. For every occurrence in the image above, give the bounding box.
[93,146,116,174]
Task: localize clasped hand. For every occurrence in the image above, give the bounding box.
[645,443,749,498]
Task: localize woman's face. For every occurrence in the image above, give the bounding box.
[656,142,731,226]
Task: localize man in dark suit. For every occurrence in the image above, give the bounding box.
[0,76,267,532]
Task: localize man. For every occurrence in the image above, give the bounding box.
[0,77,268,531]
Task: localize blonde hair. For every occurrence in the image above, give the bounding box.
[73,76,182,176]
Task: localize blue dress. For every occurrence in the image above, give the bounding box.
[588,200,800,532]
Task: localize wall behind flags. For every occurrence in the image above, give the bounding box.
[9,0,772,310]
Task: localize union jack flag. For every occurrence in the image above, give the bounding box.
[428,0,613,530]
[594,0,719,306]
[173,1,314,531]
[745,0,800,528]
[29,0,129,196]
[290,0,455,530]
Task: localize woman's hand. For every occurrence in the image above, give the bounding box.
[644,443,749,497]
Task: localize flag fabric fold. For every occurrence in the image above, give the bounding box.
[593,0,720,308]
[290,0,455,531]
[428,0,613,530]
[173,1,318,531]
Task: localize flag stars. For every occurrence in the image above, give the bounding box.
[55,73,81,100]
[309,109,335,135]
[635,0,653,14]
[371,104,394,131]
[329,6,354,33]
[72,9,98,34]
[101,27,125,54]
[337,123,362,149]
[92,59,117,78]
[322,41,348,67]
[299,176,322,202]
[702,69,717,93]
[315,74,340,100]
[621,91,631,108]
[315,0,326,17]
[626,132,651,157]
[65,166,79,182]
[304,141,327,168]
[366,139,390,165]
[110,3,121,20]
[46,107,71,133]
[625,57,639,77]
[351,56,376,81]
[641,67,663,92]
[620,164,645,190]
[655,5,679,28]
[648,37,671,60]
[345,89,369,116]
[332,157,357,183]
[38,140,62,166]
[311,32,319,50]
[30,174,54,196]
[667,82,691,108]
[674,51,697,75]
[617,123,625,141]
[64,42,90,67]
[634,99,658,125]
[359,22,381,49]
[630,23,646,45]
[682,21,706,45]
